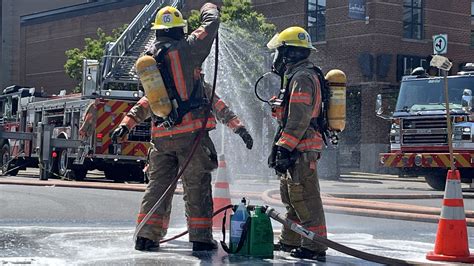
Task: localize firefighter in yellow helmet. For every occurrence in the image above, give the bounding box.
[111,3,253,252]
[266,26,327,261]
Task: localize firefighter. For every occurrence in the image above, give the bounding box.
[266,26,327,261]
[79,98,100,139]
[111,4,253,252]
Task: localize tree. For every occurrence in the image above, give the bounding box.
[64,25,127,92]
[188,0,275,42]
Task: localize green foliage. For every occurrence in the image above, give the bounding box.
[64,25,127,92]
[187,0,276,43]
[187,9,201,34]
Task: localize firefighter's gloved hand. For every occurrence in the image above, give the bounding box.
[111,125,129,141]
[236,127,253,150]
[274,146,294,174]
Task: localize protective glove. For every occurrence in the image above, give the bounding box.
[111,125,129,141]
[235,127,253,150]
[274,146,295,174]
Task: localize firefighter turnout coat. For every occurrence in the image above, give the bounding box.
[119,4,247,244]
[272,59,328,253]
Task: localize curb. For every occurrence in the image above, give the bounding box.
[0,178,263,200]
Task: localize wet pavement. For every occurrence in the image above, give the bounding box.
[0,226,435,265]
[1,174,474,265]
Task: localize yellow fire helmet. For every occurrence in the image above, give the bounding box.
[267,26,316,50]
[151,6,186,30]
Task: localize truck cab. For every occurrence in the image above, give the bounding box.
[377,64,474,190]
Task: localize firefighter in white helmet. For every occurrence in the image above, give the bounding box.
[266,26,327,261]
[111,4,253,252]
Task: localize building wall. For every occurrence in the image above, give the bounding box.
[20,3,146,93]
[185,0,474,172]
[5,0,474,173]
[0,0,87,89]
[0,1,3,87]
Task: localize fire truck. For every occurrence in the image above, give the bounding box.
[377,64,474,190]
[0,0,179,181]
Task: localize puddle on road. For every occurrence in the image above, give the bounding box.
[0,227,436,265]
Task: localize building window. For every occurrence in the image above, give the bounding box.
[471,31,474,47]
[307,0,326,42]
[403,0,423,40]
[471,0,474,21]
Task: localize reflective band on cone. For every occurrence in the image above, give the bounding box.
[426,170,474,263]
[212,154,231,229]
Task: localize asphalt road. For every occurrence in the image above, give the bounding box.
[1,172,474,265]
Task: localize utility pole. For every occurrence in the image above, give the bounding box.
[430,55,454,170]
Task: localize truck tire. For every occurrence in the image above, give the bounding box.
[104,165,144,183]
[70,168,87,181]
[1,144,18,176]
[129,166,145,183]
[104,167,123,182]
[425,171,447,191]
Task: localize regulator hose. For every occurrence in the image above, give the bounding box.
[133,32,220,241]
[254,72,273,105]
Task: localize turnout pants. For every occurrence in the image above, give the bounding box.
[136,132,218,243]
[279,151,328,253]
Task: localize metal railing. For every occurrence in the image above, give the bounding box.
[98,0,180,90]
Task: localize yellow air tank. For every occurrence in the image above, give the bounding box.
[135,55,172,118]
[325,69,347,132]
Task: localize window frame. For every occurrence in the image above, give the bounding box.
[470,30,474,48]
[403,0,424,40]
[307,0,326,42]
[471,0,474,22]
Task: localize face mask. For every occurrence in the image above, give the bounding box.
[272,48,286,76]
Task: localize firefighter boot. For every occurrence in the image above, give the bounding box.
[290,247,326,262]
[192,240,218,252]
[135,237,160,251]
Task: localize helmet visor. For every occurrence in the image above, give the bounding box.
[266,33,281,50]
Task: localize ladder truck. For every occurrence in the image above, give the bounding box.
[0,0,180,181]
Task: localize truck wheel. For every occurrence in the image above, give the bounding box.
[1,144,18,176]
[104,167,129,182]
[129,166,145,183]
[70,168,87,181]
[425,171,447,191]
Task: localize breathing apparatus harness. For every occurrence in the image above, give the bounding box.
[133,32,219,241]
[254,61,338,147]
[149,43,210,129]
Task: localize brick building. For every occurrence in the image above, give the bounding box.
[1,0,474,172]
[0,0,87,90]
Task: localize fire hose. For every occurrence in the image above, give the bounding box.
[159,202,420,265]
[133,32,220,241]
[264,206,420,265]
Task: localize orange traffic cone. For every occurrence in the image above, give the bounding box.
[426,170,474,263]
[212,154,232,229]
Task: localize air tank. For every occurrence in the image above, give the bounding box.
[325,69,347,132]
[135,55,172,118]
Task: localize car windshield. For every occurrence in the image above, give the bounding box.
[395,76,474,112]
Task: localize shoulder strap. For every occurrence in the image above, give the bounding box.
[308,65,331,146]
